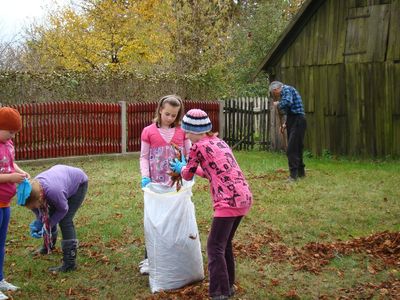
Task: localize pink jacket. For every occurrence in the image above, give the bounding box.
[140,123,189,186]
[181,135,252,217]
[0,140,16,204]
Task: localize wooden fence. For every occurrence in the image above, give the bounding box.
[126,100,220,152]
[5,101,220,160]
[10,102,121,160]
[223,97,269,150]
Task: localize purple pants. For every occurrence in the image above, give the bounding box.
[207,216,243,298]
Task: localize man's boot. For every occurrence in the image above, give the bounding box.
[298,168,306,178]
[289,169,298,181]
[48,239,78,272]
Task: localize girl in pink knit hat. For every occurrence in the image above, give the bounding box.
[170,108,253,300]
[138,95,191,274]
[0,107,30,299]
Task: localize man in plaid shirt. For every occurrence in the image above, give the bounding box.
[270,81,307,181]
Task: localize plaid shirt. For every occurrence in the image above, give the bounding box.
[278,85,305,115]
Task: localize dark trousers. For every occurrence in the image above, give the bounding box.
[49,182,88,240]
[286,114,307,178]
[207,216,243,297]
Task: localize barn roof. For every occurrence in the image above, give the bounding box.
[253,0,325,78]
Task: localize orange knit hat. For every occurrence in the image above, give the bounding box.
[0,107,22,132]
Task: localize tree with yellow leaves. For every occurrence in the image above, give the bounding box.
[22,0,174,72]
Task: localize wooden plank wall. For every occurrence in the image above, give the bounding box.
[270,0,399,157]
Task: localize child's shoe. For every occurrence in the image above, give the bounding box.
[0,291,8,300]
[139,259,149,275]
[138,258,148,267]
[0,279,19,291]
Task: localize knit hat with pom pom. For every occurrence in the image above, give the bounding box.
[182,109,212,134]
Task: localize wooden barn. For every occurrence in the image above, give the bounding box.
[256,0,400,157]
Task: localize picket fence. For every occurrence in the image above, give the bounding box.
[223,97,270,150]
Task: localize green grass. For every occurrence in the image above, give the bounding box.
[5,151,400,299]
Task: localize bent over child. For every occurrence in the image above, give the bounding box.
[170,109,253,300]
[20,165,88,273]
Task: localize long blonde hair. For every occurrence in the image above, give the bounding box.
[153,95,184,127]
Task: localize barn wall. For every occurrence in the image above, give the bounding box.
[270,0,399,157]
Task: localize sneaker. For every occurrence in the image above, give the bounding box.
[139,264,149,275]
[138,258,148,268]
[286,176,297,183]
[139,258,149,275]
[0,291,8,300]
[0,279,19,291]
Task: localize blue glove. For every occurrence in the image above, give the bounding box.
[29,220,44,238]
[29,220,43,232]
[141,177,151,188]
[169,155,187,174]
[31,228,45,239]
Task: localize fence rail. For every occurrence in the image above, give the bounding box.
[126,100,220,152]
[11,102,121,160]
[5,100,220,160]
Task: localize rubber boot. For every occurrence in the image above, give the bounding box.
[48,239,78,272]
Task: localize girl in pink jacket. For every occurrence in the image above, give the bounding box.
[170,109,252,300]
[0,107,30,298]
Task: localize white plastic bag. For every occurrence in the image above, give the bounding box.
[143,180,204,293]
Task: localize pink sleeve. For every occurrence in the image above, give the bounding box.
[181,148,201,181]
[184,138,192,157]
[195,166,205,178]
[140,141,150,177]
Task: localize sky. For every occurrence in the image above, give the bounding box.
[0,0,70,42]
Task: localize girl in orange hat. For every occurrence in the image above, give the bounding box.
[0,107,30,299]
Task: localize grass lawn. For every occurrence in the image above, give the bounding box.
[5,151,400,299]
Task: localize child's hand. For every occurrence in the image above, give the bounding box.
[9,172,26,183]
[29,220,44,238]
[31,228,44,239]
[141,177,151,188]
[169,157,187,174]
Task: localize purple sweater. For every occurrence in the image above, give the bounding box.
[34,165,88,227]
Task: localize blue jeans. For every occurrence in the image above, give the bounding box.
[207,216,243,297]
[0,207,11,281]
